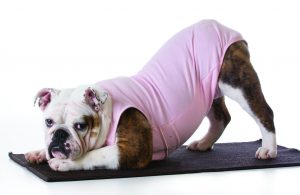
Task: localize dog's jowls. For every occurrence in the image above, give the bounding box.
[25,20,277,171]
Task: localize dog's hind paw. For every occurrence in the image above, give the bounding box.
[187,140,213,151]
[255,147,277,159]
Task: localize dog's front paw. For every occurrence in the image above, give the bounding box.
[48,158,82,172]
[25,150,46,164]
[255,147,277,159]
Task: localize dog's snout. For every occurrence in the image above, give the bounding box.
[48,129,71,159]
[53,129,69,141]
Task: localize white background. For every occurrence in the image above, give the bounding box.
[1,0,300,195]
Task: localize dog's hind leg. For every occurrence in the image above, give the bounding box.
[187,96,231,151]
[218,41,277,159]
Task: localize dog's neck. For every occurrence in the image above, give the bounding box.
[90,94,113,150]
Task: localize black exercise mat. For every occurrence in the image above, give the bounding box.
[9,140,300,182]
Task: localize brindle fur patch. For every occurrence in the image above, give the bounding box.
[117,108,153,169]
[211,96,231,127]
[219,41,275,132]
[90,131,98,138]
[83,115,101,137]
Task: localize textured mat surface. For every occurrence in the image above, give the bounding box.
[9,140,300,182]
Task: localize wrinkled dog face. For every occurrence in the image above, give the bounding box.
[34,87,112,161]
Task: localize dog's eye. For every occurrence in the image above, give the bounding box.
[74,122,88,131]
[45,119,54,128]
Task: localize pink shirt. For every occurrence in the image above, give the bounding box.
[97,20,243,160]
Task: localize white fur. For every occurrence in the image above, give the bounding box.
[27,85,116,171]
[255,123,277,159]
[48,144,120,171]
[90,84,113,149]
[25,149,46,164]
[43,86,112,155]
[218,81,277,159]
[218,82,253,114]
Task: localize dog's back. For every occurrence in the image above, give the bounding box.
[98,20,244,160]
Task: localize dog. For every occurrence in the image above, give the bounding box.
[25,20,277,171]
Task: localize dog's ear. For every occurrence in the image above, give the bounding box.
[34,88,60,111]
[84,87,108,113]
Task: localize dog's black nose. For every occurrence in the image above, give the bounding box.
[53,129,69,141]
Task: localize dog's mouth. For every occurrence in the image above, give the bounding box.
[48,142,71,159]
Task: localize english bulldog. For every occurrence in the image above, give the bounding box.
[25,20,277,171]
